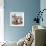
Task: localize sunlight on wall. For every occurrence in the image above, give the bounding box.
[0,0,4,42]
[0,8,4,42]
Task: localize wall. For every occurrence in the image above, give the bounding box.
[40,0,46,27]
[4,0,40,42]
[0,0,4,42]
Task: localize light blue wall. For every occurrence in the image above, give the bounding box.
[40,0,46,27]
[4,0,40,42]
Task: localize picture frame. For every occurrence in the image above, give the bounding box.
[10,12,24,26]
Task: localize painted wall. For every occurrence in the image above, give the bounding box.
[40,0,46,27]
[0,0,4,42]
[4,0,40,42]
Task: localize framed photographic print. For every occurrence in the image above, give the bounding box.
[10,12,24,26]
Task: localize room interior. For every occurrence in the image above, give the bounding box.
[0,0,46,46]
